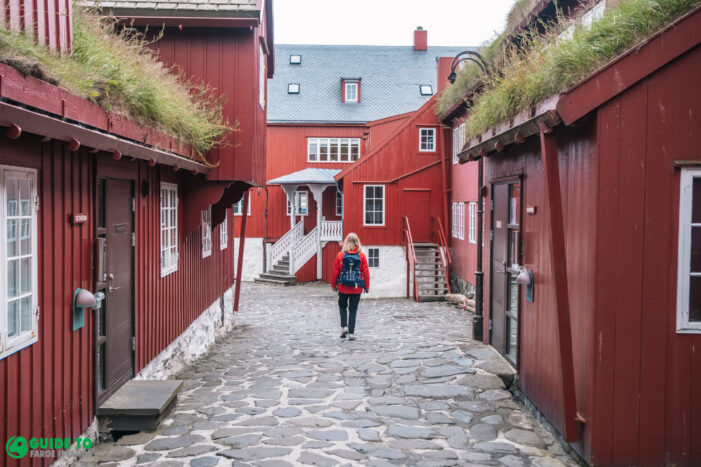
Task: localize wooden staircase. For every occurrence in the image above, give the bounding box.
[414,243,448,301]
[255,254,297,286]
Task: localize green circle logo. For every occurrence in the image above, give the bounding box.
[6,436,28,459]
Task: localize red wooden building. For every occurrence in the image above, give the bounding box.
[456,5,701,465]
[0,1,272,465]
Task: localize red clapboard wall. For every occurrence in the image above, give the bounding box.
[0,0,73,53]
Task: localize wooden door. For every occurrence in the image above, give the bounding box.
[490,181,521,366]
[98,178,134,404]
[404,190,430,243]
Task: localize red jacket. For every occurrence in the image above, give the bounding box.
[332,248,370,294]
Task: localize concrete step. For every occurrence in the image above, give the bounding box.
[259,272,297,282]
[97,380,182,433]
[254,277,296,286]
[419,294,446,302]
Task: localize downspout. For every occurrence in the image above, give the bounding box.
[473,155,484,342]
[440,127,450,249]
[234,189,250,312]
[261,186,269,273]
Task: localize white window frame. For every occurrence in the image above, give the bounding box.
[419,85,433,96]
[287,191,309,216]
[233,197,251,216]
[452,202,457,238]
[419,127,436,152]
[202,207,212,258]
[677,168,701,333]
[1,166,39,360]
[345,82,358,103]
[363,185,385,226]
[160,183,178,277]
[469,202,477,244]
[290,54,302,64]
[458,202,465,240]
[453,123,465,164]
[336,190,343,216]
[367,247,380,268]
[259,43,266,109]
[307,138,361,163]
[287,83,300,94]
[582,0,606,29]
[220,211,228,250]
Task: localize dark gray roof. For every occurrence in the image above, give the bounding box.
[84,0,258,17]
[268,44,470,124]
[268,168,341,185]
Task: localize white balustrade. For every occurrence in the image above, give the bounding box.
[268,220,304,271]
[290,227,319,274]
[320,221,343,242]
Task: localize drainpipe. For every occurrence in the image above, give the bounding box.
[234,189,250,312]
[260,186,269,273]
[473,155,484,342]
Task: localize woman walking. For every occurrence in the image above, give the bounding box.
[333,233,370,340]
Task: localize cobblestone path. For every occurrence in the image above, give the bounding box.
[84,282,577,467]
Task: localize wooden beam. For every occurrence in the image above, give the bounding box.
[539,122,578,442]
[234,189,250,312]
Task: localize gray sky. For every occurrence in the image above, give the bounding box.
[273,0,515,47]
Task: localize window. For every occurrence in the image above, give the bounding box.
[290,54,302,64]
[220,211,228,250]
[1,167,38,360]
[259,44,266,109]
[364,185,384,226]
[420,85,433,96]
[557,23,575,43]
[307,138,360,163]
[582,1,606,29]
[451,202,464,240]
[344,82,358,103]
[288,83,300,94]
[336,191,343,216]
[368,248,379,268]
[160,183,178,277]
[287,191,308,216]
[201,208,212,258]
[677,169,701,333]
[453,123,465,164]
[419,128,436,152]
[233,197,250,216]
[469,202,477,244]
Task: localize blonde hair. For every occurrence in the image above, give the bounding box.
[342,232,362,253]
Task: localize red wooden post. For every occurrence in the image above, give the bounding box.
[233,189,250,312]
[539,122,578,442]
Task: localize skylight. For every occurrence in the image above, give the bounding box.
[288,83,300,94]
[290,55,302,64]
[420,85,433,95]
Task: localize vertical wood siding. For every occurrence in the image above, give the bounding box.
[0,0,72,54]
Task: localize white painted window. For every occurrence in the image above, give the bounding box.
[453,123,465,164]
[287,191,308,216]
[1,166,38,360]
[420,85,433,96]
[469,202,477,244]
[288,83,300,94]
[419,128,436,152]
[345,82,358,102]
[582,0,606,29]
[290,54,301,64]
[259,44,266,109]
[336,191,343,216]
[220,211,228,250]
[233,197,250,216]
[677,168,701,333]
[307,138,360,163]
[557,23,576,43]
[364,185,384,226]
[202,207,212,258]
[160,183,178,277]
[368,248,380,268]
[451,202,464,240]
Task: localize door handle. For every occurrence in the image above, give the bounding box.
[109,286,121,292]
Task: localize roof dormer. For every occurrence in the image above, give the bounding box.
[342,78,361,103]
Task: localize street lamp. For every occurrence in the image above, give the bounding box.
[447,50,490,84]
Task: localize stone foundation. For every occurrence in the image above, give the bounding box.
[450,271,475,297]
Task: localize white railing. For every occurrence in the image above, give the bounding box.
[320,221,343,242]
[267,220,304,271]
[290,226,319,274]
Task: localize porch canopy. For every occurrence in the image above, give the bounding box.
[268,168,341,228]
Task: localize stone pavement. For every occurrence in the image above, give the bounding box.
[82,282,577,467]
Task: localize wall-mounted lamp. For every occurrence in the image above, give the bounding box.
[448,50,491,84]
[516,268,535,303]
[73,288,105,331]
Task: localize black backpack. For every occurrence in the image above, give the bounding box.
[337,251,366,289]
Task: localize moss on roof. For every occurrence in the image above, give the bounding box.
[0,6,233,157]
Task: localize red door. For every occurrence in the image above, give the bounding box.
[404,190,431,243]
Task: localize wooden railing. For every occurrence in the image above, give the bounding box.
[433,216,452,294]
[403,216,420,302]
[267,220,303,271]
[290,226,319,274]
[320,220,343,242]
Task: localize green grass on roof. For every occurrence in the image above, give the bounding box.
[0,6,233,157]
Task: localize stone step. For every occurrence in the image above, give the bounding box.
[97,380,182,433]
[259,272,297,283]
[419,294,446,302]
[254,277,296,286]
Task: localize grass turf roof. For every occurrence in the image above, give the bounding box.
[0,6,233,158]
[438,0,701,139]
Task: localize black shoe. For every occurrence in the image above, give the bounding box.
[340,327,348,338]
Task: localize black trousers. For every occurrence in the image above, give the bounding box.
[338,292,361,334]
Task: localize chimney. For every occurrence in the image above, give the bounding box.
[414,26,428,51]
[436,57,453,91]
